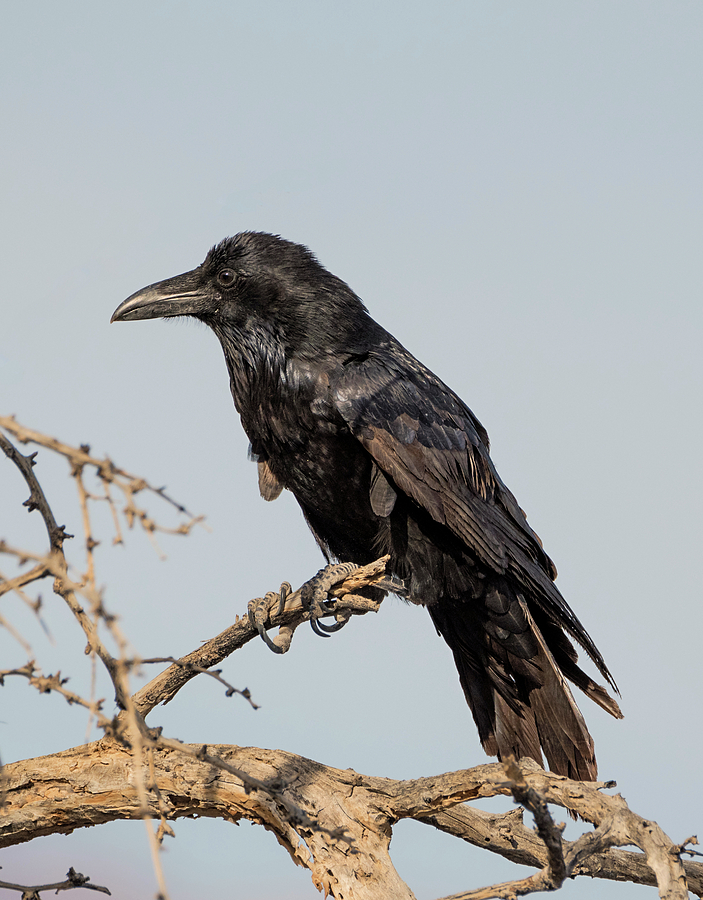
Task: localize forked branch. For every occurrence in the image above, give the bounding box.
[2,749,700,900]
[2,421,699,900]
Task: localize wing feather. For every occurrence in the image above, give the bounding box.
[333,344,617,689]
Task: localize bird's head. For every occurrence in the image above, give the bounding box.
[111,232,372,356]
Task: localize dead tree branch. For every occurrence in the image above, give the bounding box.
[0,415,200,527]
[130,556,390,718]
[2,746,700,900]
[0,422,207,900]
[0,866,111,897]
[3,421,699,899]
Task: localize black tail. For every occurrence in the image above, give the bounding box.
[428,581,622,781]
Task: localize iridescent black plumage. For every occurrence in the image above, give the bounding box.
[112,232,622,779]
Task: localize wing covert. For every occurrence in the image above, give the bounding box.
[332,342,614,681]
[333,345,550,575]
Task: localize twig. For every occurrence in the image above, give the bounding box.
[0,562,48,602]
[0,432,71,551]
[0,416,195,519]
[130,556,390,718]
[0,866,110,896]
[0,663,105,720]
[139,657,259,709]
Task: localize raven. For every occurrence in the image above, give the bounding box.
[112,232,621,779]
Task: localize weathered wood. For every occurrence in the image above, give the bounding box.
[2,744,701,899]
[2,421,700,900]
[2,740,416,900]
[130,556,390,718]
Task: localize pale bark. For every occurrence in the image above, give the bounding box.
[3,421,701,900]
[3,743,701,900]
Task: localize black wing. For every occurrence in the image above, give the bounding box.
[332,342,620,779]
[333,341,612,679]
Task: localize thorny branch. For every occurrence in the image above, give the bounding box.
[130,556,391,718]
[0,420,392,898]
[2,420,699,900]
[138,657,260,709]
[0,414,200,525]
[0,421,204,900]
[0,866,111,897]
[0,662,105,719]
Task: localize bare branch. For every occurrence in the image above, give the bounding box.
[0,416,197,521]
[431,760,694,900]
[442,757,571,899]
[139,657,259,709]
[0,431,71,552]
[0,662,105,719]
[0,866,110,896]
[0,562,49,602]
[1,422,200,899]
[3,745,701,900]
[3,421,697,899]
[130,556,390,718]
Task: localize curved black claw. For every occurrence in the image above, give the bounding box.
[275,581,292,616]
[310,616,347,637]
[247,581,293,654]
[301,562,358,638]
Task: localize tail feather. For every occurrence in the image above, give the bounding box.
[517,596,598,780]
[492,692,543,767]
[429,582,620,781]
[533,610,623,719]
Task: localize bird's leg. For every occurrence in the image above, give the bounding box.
[301,562,359,637]
[247,581,294,654]
[371,574,408,597]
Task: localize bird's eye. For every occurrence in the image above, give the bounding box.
[217,268,236,287]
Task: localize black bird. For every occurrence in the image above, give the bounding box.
[112,232,621,780]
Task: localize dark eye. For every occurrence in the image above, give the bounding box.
[217,268,236,287]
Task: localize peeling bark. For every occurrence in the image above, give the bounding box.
[2,743,700,899]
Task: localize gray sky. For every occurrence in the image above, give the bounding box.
[1,2,702,898]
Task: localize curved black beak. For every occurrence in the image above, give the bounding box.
[111,269,208,323]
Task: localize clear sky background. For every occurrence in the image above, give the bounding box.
[1,2,702,898]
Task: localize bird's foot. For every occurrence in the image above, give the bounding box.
[301,562,358,637]
[247,581,294,654]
